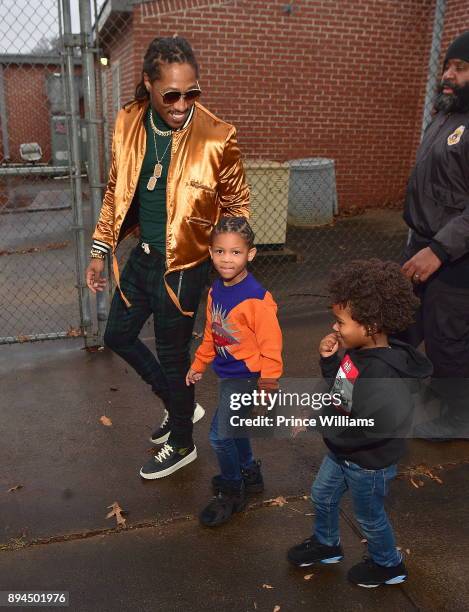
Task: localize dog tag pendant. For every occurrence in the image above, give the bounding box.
[147,176,157,191]
[153,163,163,178]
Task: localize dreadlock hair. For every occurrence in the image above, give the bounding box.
[328,259,419,335]
[134,36,199,102]
[211,216,255,248]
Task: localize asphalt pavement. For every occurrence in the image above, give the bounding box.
[1,306,468,611]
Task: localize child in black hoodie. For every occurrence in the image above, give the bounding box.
[288,259,433,588]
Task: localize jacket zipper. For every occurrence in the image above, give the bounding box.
[177,270,184,300]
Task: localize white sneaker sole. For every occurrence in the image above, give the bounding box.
[149,403,205,445]
[298,555,343,567]
[140,446,197,480]
[356,575,407,588]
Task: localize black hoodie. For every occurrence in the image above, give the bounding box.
[319,339,433,469]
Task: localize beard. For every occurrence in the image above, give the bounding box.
[434,80,469,113]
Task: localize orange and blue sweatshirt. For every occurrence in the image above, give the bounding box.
[191,273,283,386]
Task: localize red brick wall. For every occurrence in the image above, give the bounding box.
[4,2,464,208]
[121,0,436,209]
[440,0,469,51]
[0,63,85,164]
[1,64,54,163]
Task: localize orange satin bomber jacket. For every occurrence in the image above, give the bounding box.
[92,99,250,315]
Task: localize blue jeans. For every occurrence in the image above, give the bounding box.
[209,378,257,483]
[312,453,402,567]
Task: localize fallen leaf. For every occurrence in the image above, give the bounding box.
[106,501,127,527]
[67,326,82,337]
[402,462,445,488]
[16,335,29,343]
[269,496,287,507]
[85,345,105,353]
[100,415,112,427]
[304,573,314,580]
[262,584,274,589]
[7,485,23,493]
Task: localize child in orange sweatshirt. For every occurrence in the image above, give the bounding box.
[186,216,283,527]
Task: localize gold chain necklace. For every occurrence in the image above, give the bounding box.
[149,108,172,136]
[147,127,172,191]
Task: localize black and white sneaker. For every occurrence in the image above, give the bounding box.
[348,556,407,588]
[288,535,344,567]
[150,403,205,444]
[139,443,197,479]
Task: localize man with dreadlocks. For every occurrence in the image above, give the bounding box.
[401,31,469,440]
[85,37,249,478]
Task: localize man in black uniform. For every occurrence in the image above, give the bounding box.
[402,31,469,439]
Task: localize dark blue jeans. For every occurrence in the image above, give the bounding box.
[209,378,257,483]
[104,246,209,447]
[312,453,402,567]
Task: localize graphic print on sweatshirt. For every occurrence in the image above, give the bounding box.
[208,274,268,378]
[331,354,359,414]
[211,301,240,358]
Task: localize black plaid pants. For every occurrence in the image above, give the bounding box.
[104,245,209,447]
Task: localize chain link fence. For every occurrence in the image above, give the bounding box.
[0,0,87,343]
[0,0,449,344]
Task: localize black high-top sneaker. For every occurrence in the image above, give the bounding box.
[347,556,407,588]
[211,460,264,494]
[199,481,247,527]
[149,410,170,444]
[140,443,197,479]
[150,403,205,444]
[288,535,344,567]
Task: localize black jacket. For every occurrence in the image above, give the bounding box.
[403,111,469,264]
[319,339,433,469]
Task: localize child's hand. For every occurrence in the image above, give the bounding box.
[186,368,203,386]
[319,333,339,358]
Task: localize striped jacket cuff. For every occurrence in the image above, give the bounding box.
[92,239,112,255]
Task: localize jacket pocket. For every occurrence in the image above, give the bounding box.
[188,180,216,194]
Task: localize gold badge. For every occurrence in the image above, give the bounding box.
[447,125,465,146]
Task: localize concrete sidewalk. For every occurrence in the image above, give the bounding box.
[1,308,468,611]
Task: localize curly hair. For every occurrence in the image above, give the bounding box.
[134,36,199,102]
[211,216,255,248]
[328,259,419,334]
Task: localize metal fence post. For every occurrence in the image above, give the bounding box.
[79,0,108,344]
[62,0,93,346]
[420,0,446,137]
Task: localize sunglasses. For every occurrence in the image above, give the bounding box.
[158,84,202,105]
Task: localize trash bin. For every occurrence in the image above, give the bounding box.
[288,158,338,226]
[244,160,289,247]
